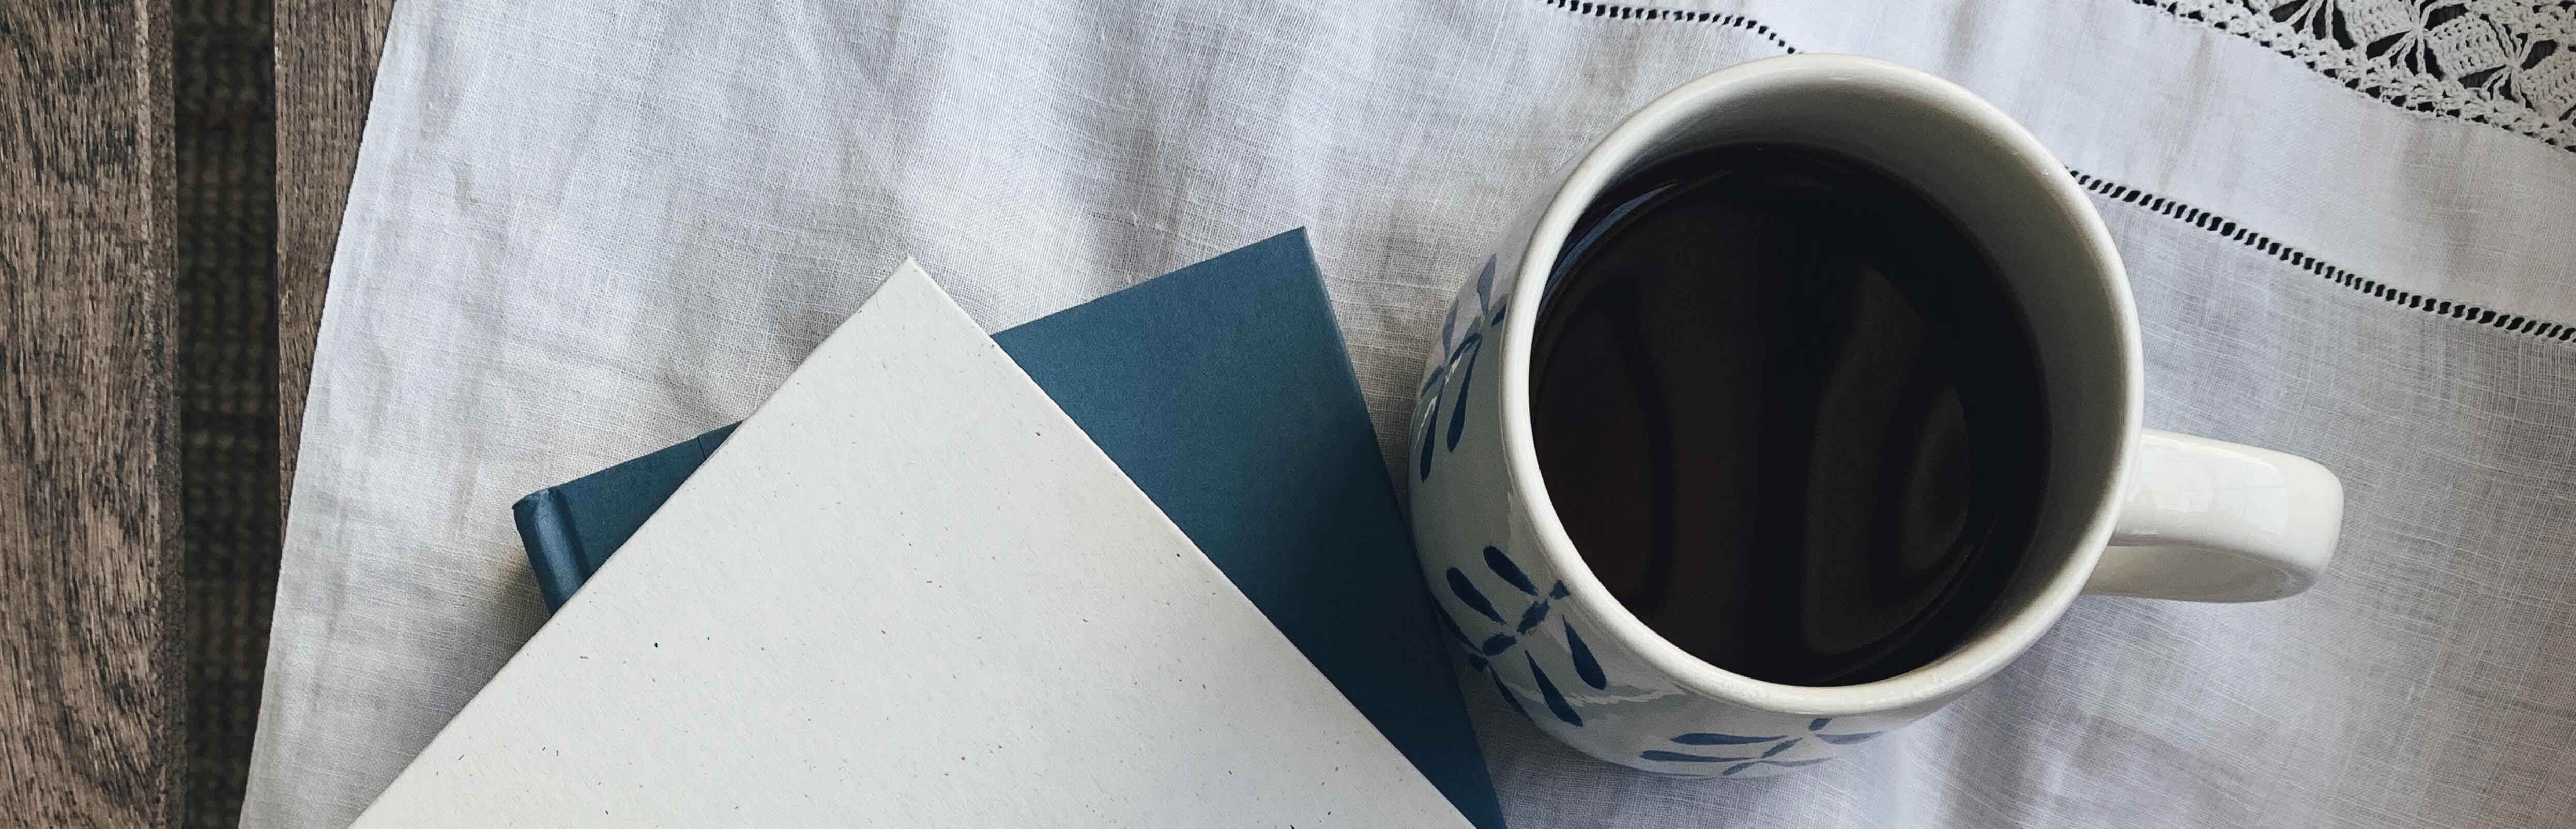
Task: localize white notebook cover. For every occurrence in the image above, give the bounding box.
[351,261,1472,827]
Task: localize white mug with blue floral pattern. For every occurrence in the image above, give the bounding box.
[1406,55,2345,778]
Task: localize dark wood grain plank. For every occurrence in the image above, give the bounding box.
[275,0,394,506]
[0,0,182,826]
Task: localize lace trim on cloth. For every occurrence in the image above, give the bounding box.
[1535,0,2576,340]
[2140,1,2576,153]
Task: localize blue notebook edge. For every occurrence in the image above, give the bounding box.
[515,423,737,611]
[509,230,1507,828]
[511,488,582,612]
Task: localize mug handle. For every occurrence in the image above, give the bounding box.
[2083,430,2344,602]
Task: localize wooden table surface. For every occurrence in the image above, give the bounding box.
[3,1,182,824]
[2,0,390,824]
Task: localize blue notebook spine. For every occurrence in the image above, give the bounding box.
[514,488,588,611]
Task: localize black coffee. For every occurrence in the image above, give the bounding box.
[1529,144,2049,687]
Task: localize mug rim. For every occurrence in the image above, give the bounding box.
[1492,54,2144,715]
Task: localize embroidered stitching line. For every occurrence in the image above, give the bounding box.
[2070,170,2576,340]
[1534,0,1797,53]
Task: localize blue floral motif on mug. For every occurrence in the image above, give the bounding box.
[1640,717,1885,777]
[1416,256,1506,481]
[1433,543,1608,728]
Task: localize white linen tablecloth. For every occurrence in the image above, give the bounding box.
[249,1,2576,826]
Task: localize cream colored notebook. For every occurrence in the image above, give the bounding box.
[352,261,1472,827]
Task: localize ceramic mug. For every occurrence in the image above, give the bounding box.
[1405,54,2344,778]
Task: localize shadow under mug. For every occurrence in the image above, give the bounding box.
[1404,54,2343,778]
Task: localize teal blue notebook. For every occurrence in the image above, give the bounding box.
[512,230,1504,828]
